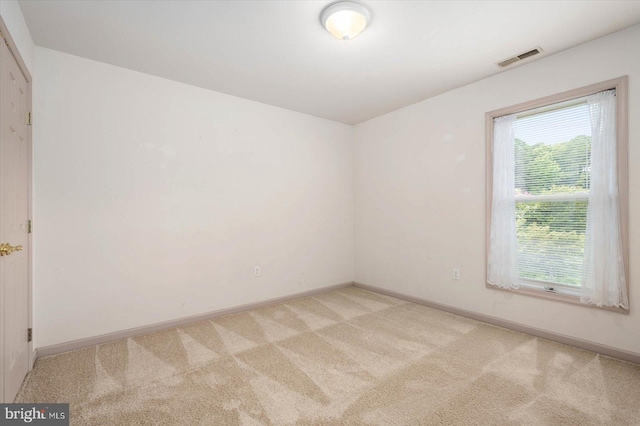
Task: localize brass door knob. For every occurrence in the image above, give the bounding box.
[0,243,23,256]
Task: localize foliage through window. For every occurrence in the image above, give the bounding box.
[514,101,591,289]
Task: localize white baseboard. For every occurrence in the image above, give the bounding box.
[355,282,640,365]
[36,281,353,359]
[35,280,640,365]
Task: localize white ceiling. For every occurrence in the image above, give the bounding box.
[18,1,640,125]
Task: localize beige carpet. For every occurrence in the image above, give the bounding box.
[16,287,640,425]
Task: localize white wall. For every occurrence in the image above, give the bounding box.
[32,22,640,354]
[354,25,640,355]
[34,47,354,348]
[0,0,34,75]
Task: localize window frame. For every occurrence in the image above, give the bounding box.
[485,76,629,312]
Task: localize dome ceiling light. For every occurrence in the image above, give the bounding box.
[321,1,371,41]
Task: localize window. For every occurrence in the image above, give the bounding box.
[485,77,628,310]
[514,99,590,293]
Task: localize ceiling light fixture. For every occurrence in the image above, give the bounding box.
[321,1,371,41]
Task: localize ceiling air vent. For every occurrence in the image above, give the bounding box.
[498,47,543,68]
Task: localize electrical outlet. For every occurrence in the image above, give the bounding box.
[254,266,261,277]
[452,268,460,280]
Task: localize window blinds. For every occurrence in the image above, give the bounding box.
[514,101,592,287]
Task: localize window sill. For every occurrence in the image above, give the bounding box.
[485,282,629,314]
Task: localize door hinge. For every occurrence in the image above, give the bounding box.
[26,112,32,125]
[28,219,33,234]
[28,328,32,342]
[0,31,8,47]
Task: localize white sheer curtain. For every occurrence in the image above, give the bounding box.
[581,90,628,308]
[488,114,519,289]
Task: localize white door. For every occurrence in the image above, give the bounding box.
[0,34,30,403]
